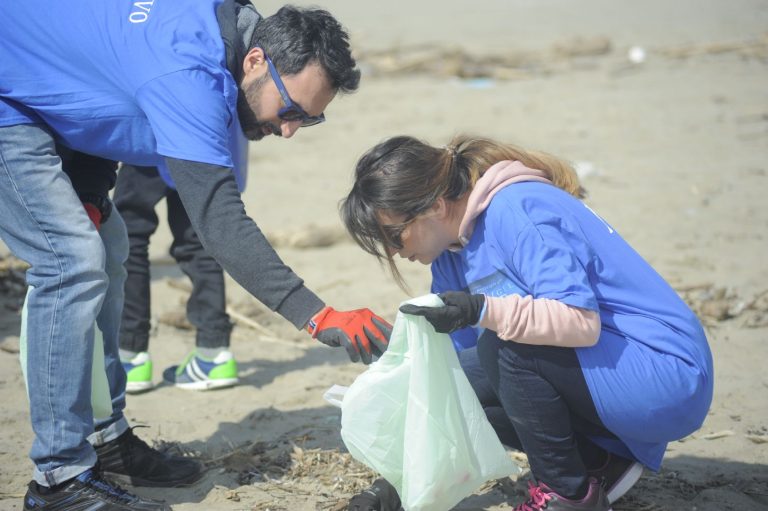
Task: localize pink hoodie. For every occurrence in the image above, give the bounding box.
[459,160,601,347]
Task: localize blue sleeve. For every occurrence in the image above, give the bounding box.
[430,255,463,295]
[504,217,599,312]
[431,256,479,351]
[136,69,233,167]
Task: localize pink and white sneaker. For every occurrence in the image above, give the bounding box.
[513,477,611,511]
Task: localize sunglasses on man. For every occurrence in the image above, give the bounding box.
[264,52,325,127]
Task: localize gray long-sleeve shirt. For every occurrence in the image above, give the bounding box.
[166,157,325,329]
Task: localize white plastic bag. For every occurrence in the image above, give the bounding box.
[341,294,518,511]
[19,287,113,420]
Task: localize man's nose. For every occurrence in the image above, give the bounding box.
[280,119,302,139]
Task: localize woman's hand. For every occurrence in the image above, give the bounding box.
[399,291,485,333]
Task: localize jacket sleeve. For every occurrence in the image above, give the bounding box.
[165,156,325,329]
[479,294,601,347]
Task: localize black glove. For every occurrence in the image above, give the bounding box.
[78,192,113,226]
[347,478,402,511]
[399,291,485,333]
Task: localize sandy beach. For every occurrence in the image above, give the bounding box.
[1,1,767,509]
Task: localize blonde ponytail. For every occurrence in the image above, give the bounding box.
[448,135,585,198]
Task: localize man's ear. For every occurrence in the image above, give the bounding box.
[242,47,267,78]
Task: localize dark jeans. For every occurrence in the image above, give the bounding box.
[113,164,232,352]
[459,331,619,498]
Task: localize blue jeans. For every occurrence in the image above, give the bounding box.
[0,124,129,486]
[459,332,621,498]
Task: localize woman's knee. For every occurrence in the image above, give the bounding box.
[476,330,530,372]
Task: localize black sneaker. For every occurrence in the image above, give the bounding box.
[587,453,643,504]
[95,427,203,488]
[23,467,170,510]
[347,478,403,511]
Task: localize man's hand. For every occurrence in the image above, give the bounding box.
[307,306,392,364]
[82,202,103,229]
[79,193,113,230]
[399,291,485,333]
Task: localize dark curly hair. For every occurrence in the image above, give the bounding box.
[251,5,360,93]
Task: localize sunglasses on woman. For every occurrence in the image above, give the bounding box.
[264,52,326,127]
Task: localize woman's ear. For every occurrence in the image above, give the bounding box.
[428,197,449,219]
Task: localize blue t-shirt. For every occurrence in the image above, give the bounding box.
[1,0,247,190]
[432,182,713,470]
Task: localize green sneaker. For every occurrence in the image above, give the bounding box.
[122,352,154,393]
[162,350,239,390]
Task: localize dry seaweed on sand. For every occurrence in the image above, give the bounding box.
[354,35,768,81]
[676,284,768,327]
[193,437,379,509]
[0,255,29,308]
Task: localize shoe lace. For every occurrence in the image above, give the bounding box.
[514,481,554,511]
[82,470,135,504]
[179,351,197,369]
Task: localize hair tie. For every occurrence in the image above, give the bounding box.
[444,145,458,160]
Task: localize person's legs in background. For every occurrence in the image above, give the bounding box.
[112,165,166,392]
[162,190,237,390]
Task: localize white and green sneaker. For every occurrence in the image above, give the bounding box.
[162,350,239,390]
[122,351,154,393]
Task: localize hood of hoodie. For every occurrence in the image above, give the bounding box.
[456,160,552,248]
[217,0,262,83]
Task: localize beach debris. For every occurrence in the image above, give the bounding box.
[676,284,768,327]
[224,490,241,502]
[462,77,496,89]
[353,34,768,81]
[226,306,277,337]
[745,427,768,444]
[628,45,647,64]
[265,225,348,249]
[700,430,735,440]
[0,335,20,354]
[204,437,378,509]
[657,34,768,59]
[163,277,303,347]
[0,256,28,309]
[553,36,612,58]
[157,309,193,330]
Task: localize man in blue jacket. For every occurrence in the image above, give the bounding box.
[0,1,391,509]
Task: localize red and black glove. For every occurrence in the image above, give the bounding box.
[79,193,113,230]
[82,202,103,229]
[307,306,392,364]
